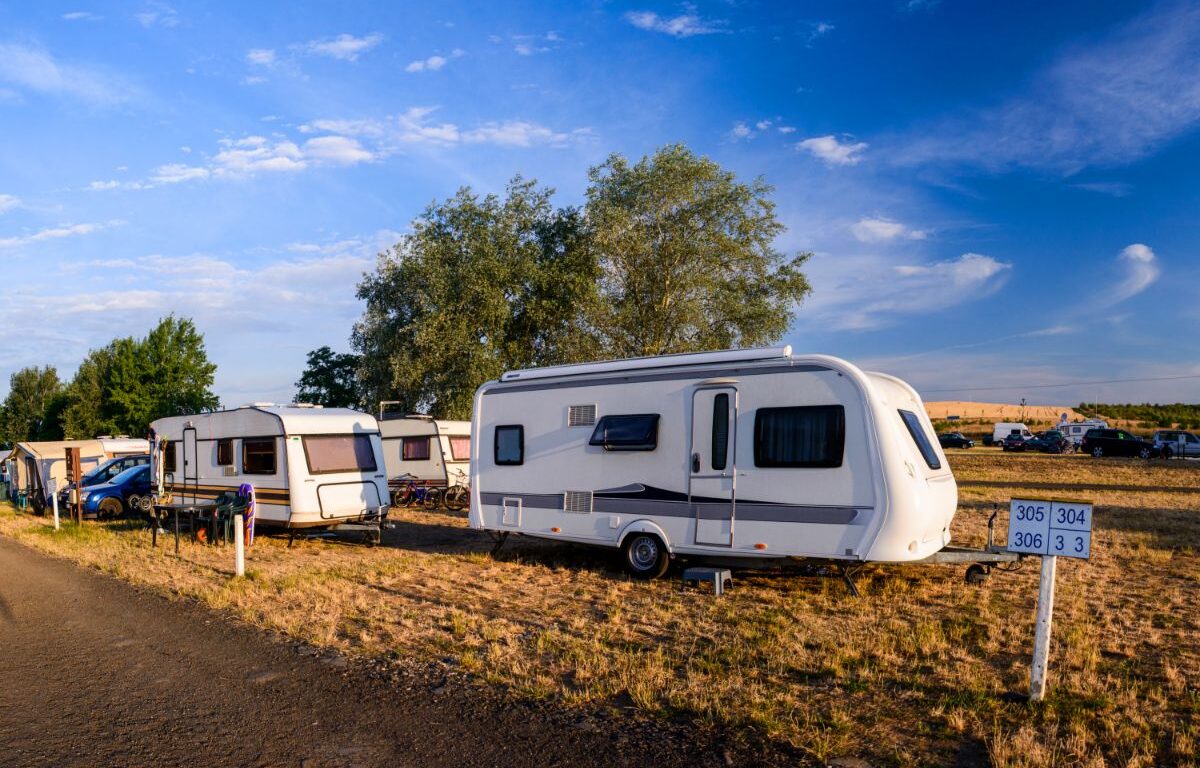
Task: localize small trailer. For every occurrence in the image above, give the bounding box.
[149,405,390,532]
[377,412,471,495]
[1057,418,1108,446]
[470,346,1016,581]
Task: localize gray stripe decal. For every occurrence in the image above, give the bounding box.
[480,492,863,525]
[480,363,832,395]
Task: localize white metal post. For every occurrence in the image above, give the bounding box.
[234,513,245,577]
[1030,554,1058,701]
[51,491,60,531]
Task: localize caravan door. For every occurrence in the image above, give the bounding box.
[690,386,737,547]
[182,427,198,503]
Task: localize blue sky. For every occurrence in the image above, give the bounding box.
[1,0,1198,407]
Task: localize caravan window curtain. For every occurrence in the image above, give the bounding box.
[753,406,845,468]
[402,437,431,461]
[242,438,277,475]
[448,436,471,461]
[303,434,378,474]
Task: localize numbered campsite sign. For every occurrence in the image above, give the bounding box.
[1008,499,1092,559]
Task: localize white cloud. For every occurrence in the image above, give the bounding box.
[150,163,210,184]
[246,48,276,66]
[305,33,383,61]
[394,106,586,148]
[1108,243,1160,303]
[301,135,375,165]
[299,118,386,138]
[806,21,835,43]
[462,121,574,147]
[624,10,727,37]
[0,43,133,106]
[896,3,1200,171]
[87,180,122,191]
[802,252,1011,331]
[62,11,102,21]
[851,217,928,243]
[729,121,752,140]
[778,126,796,134]
[0,194,19,214]
[797,135,868,166]
[0,222,111,249]
[212,136,305,175]
[135,3,179,28]
[405,54,447,73]
[396,106,461,144]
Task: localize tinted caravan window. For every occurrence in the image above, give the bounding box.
[588,414,660,451]
[754,406,845,468]
[402,437,431,461]
[899,409,941,470]
[495,425,524,465]
[242,438,277,475]
[163,441,177,475]
[303,434,377,474]
[448,435,471,461]
[216,438,233,466]
[711,393,729,471]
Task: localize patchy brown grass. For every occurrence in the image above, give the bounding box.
[1,452,1197,767]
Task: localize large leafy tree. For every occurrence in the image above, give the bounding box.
[0,366,63,444]
[354,178,600,419]
[295,346,363,409]
[586,144,812,356]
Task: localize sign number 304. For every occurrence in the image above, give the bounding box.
[1008,500,1092,559]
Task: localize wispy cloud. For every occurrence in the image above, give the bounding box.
[895,3,1200,171]
[134,2,179,28]
[0,221,116,250]
[851,216,928,242]
[0,43,134,106]
[728,118,796,141]
[245,48,276,66]
[62,11,102,21]
[304,33,383,61]
[0,194,19,214]
[806,21,835,44]
[624,9,727,37]
[797,135,868,166]
[405,49,463,73]
[1072,181,1132,197]
[1107,243,1160,304]
[395,106,591,148]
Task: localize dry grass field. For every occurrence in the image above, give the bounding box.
[925,402,1085,423]
[1,452,1196,766]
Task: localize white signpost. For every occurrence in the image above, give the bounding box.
[1008,498,1093,701]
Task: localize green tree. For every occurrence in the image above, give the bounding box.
[0,366,62,444]
[295,346,363,408]
[354,178,600,418]
[585,143,812,356]
[61,341,124,438]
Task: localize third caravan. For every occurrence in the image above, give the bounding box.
[469,346,956,578]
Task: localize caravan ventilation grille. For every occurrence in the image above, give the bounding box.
[567,404,597,427]
[563,491,594,514]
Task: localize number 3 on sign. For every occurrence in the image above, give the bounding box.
[1049,529,1091,558]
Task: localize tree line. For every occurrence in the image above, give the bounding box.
[0,316,219,447]
[1078,403,1200,430]
[298,144,813,419]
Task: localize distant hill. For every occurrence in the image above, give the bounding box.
[924,401,1084,423]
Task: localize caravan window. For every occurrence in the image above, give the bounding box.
[711,394,729,471]
[303,435,377,474]
[754,406,845,468]
[242,438,277,475]
[495,425,524,465]
[216,439,233,466]
[899,410,941,470]
[448,435,471,461]
[588,414,660,451]
[402,437,431,461]
[163,441,177,475]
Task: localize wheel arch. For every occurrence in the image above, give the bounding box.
[617,519,674,554]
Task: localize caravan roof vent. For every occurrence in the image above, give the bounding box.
[567,404,597,427]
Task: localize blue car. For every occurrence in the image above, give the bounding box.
[59,454,149,508]
[82,465,152,519]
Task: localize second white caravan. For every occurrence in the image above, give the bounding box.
[469,346,957,577]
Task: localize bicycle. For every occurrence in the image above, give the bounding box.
[443,468,470,512]
[392,474,436,508]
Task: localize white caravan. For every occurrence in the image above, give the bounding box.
[991,422,1033,444]
[469,346,957,578]
[1057,419,1108,445]
[378,415,471,489]
[150,405,389,529]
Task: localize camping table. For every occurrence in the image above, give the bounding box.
[151,500,220,554]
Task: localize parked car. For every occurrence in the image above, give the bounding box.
[1024,430,1073,454]
[1080,428,1160,459]
[1001,433,1030,451]
[938,432,974,449]
[81,464,152,519]
[58,453,150,508]
[1152,430,1200,458]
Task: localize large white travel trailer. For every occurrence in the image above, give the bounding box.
[1057,418,1108,445]
[150,405,389,529]
[469,347,958,578]
[378,414,471,489]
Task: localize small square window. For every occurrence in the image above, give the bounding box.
[402,437,431,461]
[216,438,233,466]
[243,438,277,475]
[495,425,524,466]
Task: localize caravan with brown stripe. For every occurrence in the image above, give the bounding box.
[150,405,390,529]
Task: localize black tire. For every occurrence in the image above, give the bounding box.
[98,497,124,520]
[1139,447,1152,459]
[422,488,443,510]
[965,564,990,585]
[1092,446,1104,457]
[621,533,669,579]
[444,486,468,512]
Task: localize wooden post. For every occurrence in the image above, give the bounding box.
[234,513,245,577]
[1030,555,1057,701]
[66,447,83,523]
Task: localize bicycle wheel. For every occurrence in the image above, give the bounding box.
[422,488,444,510]
[444,485,468,512]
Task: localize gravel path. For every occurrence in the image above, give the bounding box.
[0,536,728,768]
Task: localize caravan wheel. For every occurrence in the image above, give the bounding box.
[622,533,669,580]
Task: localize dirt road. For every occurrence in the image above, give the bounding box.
[0,537,726,768]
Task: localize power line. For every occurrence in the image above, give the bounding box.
[922,373,1200,394]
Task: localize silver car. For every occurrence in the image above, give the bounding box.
[1152,430,1200,458]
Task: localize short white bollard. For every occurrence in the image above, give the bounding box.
[234,513,245,577]
[51,491,60,531]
